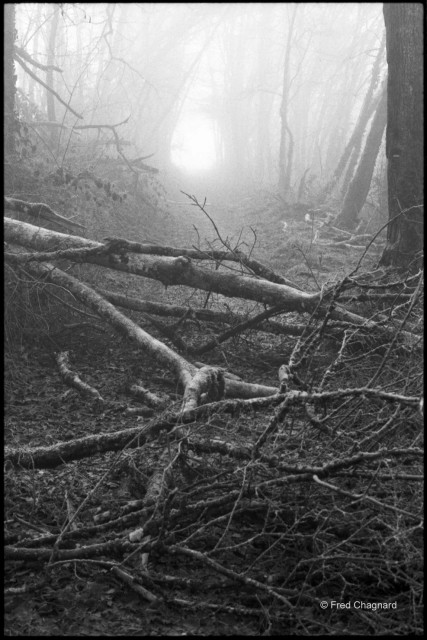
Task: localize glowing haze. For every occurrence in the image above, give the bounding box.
[171,113,217,175]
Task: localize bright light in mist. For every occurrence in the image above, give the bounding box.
[171,114,217,174]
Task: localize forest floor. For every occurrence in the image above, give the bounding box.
[4,180,423,636]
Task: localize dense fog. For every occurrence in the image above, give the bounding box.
[14,3,385,195]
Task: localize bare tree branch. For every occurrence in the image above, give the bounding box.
[14,53,83,119]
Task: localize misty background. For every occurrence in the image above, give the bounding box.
[14,3,386,206]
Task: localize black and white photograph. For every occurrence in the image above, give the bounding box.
[4,3,423,635]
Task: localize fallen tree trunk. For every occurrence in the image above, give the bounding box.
[5,217,419,345]
[102,236,302,288]
[8,258,279,407]
[5,217,317,311]
[2,217,393,329]
[96,288,309,337]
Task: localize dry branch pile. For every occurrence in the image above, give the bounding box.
[4,200,424,634]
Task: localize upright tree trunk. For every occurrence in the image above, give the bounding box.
[311,86,329,177]
[46,5,60,148]
[340,95,379,197]
[219,13,250,185]
[255,7,274,184]
[28,3,43,103]
[380,3,424,268]
[322,33,385,200]
[322,9,374,177]
[90,5,114,124]
[278,4,298,198]
[335,85,387,231]
[4,3,17,159]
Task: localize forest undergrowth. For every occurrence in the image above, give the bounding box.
[4,166,423,636]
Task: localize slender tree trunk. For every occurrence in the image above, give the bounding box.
[380,3,423,268]
[335,85,387,231]
[28,3,42,103]
[219,13,250,184]
[255,8,274,183]
[310,87,329,177]
[340,95,379,197]
[278,4,298,198]
[322,34,385,200]
[46,5,60,148]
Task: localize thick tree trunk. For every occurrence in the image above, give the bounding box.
[4,217,319,312]
[5,217,419,348]
[380,3,424,268]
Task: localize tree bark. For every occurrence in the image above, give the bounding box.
[380,3,424,268]
[5,217,419,347]
[4,217,320,312]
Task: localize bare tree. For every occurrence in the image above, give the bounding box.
[380,3,423,268]
[334,83,387,231]
[322,33,385,200]
[45,5,60,148]
[278,4,298,198]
